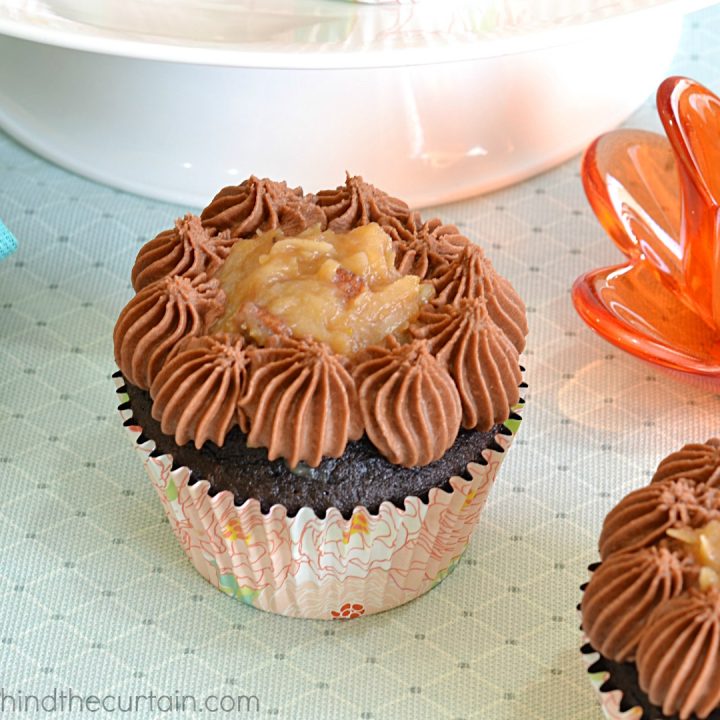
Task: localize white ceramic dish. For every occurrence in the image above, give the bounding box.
[0,0,707,208]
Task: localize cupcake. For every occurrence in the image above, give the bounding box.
[581,438,720,719]
[114,174,527,619]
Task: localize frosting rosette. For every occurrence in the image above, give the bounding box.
[411,298,522,430]
[352,338,462,467]
[637,588,720,719]
[314,173,419,238]
[582,546,687,662]
[394,217,469,279]
[132,214,235,291]
[201,175,324,238]
[240,336,363,467]
[582,438,720,720]
[113,273,224,389]
[653,439,720,487]
[431,244,528,353]
[598,478,720,560]
[149,334,250,448]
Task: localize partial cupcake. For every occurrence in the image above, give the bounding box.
[581,438,720,719]
[114,174,527,618]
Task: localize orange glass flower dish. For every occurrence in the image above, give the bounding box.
[572,76,720,375]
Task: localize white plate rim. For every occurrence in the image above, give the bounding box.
[0,0,710,69]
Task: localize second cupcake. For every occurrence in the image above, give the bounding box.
[581,438,720,719]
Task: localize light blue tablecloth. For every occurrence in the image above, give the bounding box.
[1,7,719,719]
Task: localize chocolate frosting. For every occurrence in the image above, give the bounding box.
[653,439,720,487]
[432,245,528,353]
[583,547,687,662]
[314,174,419,236]
[598,479,720,560]
[131,214,235,291]
[379,215,419,246]
[394,218,469,279]
[113,274,224,389]
[240,336,363,468]
[116,174,528,465]
[200,176,325,238]
[410,298,522,431]
[352,339,462,467]
[637,588,720,719]
[149,334,249,448]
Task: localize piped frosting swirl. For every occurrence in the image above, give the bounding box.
[201,176,324,238]
[131,214,235,291]
[315,174,419,237]
[598,479,720,560]
[394,218,469,279]
[410,298,522,430]
[431,245,528,353]
[582,546,687,662]
[240,336,363,468]
[637,588,720,719]
[652,438,720,486]
[149,334,249,448]
[352,339,462,467]
[114,274,224,389]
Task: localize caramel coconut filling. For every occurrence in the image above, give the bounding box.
[211,223,434,354]
[669,520,720,590]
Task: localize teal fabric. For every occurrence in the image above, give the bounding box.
[0,217,17,259]
[0,9,717,718]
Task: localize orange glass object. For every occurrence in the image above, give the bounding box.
[572,76,720,375]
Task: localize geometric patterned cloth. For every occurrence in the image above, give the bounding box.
[0,7,718,719]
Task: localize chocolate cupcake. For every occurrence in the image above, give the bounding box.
[114,174,527,618]
[581,439,720,719]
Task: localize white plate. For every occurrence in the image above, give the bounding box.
[0,0,710,68]
[0,0,708,207]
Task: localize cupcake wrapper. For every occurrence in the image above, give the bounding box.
[115,373,523,619]
[581,638,644,720]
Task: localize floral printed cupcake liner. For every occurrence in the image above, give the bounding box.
[115,372,523,619]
